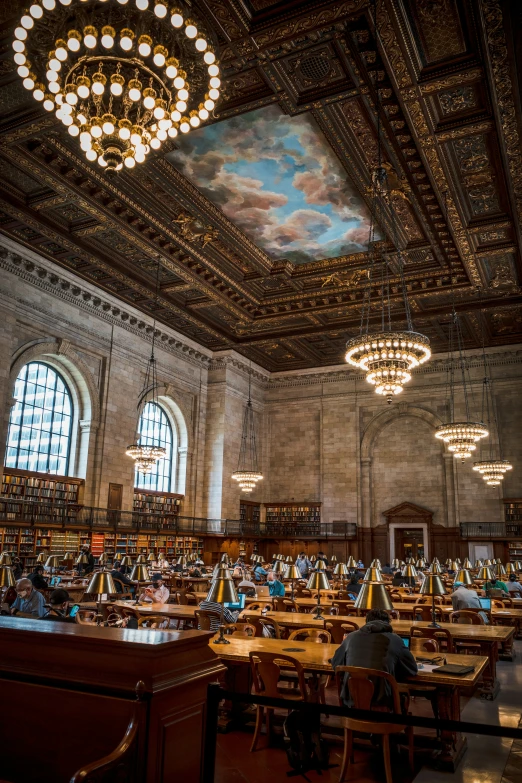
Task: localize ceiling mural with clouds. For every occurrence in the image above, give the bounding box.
[167,105,372,265]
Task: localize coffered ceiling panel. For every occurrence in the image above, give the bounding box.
[0,0,521,370]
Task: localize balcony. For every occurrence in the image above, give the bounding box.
[0,498,357,539]
[460,522,522,539]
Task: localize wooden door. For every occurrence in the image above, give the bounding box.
[395,528,425,560]
[107,483,123,509]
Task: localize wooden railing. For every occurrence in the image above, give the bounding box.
[460,522,522,538]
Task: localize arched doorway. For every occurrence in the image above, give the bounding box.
[383,502,433,562]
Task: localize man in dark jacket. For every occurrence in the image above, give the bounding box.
[110,561,136,594]
[331,609,417,707]
[41,588,75,623]
[78,545,95,575]
[28,565,48,590]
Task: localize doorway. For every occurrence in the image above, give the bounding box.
[395,528,425,561]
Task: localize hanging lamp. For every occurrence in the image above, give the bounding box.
[472,340,512,485]
[126,256,166,474]
[231,364,263,493]
[344,3,430,403]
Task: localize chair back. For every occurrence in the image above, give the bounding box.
[175,591,188,605]
[274,597,287,612]
[334,666,404,733]
[194,609,221,630]
[230,623,257,637]
[413,605,440,622]
[325,618,359,644]
[298,589,312,598]
[243,614,264,636]
[501,597,514,607]
[410,636,439,654]
[282,598,298,612]
[332,600,356,616]
[112,578,133,596]
[249,652,307,700]
[287,628,331,643]
[74,609,97,625]
[259,616,282,639]
[138,615,169,629]
[244,602,264,611]
[449,610,484,625]
[411,626,454,652]
[184,592,197,605]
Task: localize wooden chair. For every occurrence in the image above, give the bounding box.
[259,616,283,639]
[174,591,188,605]
[388,609,400,620]
[409,637,439,654]
[138,615,170,629]
[249,651,308,751]
[449,610,484,625]
[229,623,257,638]
[112,578,134,597]
[243,614,265,637]
[281,598,298,612]
[194,609,222,631]
[413,605,441,623]
[288,628,331,643]
[331,601,357,616]
[273,597,287,612]
[296,588,312,598]
[501,597,514,607]
[74,609,97,625]
[244,602,266,612]
[410,626,454,653]
[325,618,359,644]
[334,666,414,783]
[184,592,197,605]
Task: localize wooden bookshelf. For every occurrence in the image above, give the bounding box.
[0,526,80,568]
[1,468,84,505]
[264,502,321,525]
[504,499,522,524]
[240,500,260,525]
[133,489,183,515]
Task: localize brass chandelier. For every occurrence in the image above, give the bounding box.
[344,6,430,401]
[435,308,488,461]
[472,341,512,485]
[126,256,166,474]
[231,366,263,493]
[14,0,220,172]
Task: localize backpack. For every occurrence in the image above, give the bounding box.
[284,709,331,778]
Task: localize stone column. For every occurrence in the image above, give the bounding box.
[78,419,99,506]
[361,456,372,528]
[443,452,458,526]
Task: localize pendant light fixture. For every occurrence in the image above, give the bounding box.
[473,338,512,485]
[344,1,430,402]
[231,364,263,493]
[126,256,166,474]
[435,307,488,461]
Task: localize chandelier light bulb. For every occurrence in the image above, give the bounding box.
[33,85,45,100]
[154,2,167,17]
[167,126,178,138]
[101,33,115,48]
[185,22,197,39]
[189,114,200,127]
[43,96,54,111]
[46,69,59,82]
[18,64,30,78]
[21,15,34,29]
[138,34,152,56]
[173,75,185,89]
[136,0,149,9]
[208,64,219,76]
[14,53,26,65]
[198,107,209,120]
[171,11,184,27]
[66,91,78,105]
[158,117,171,130]
[180,119,190,132]
[135,150,146,162]
[42,0,56,8]
[195,38,207,51]
[204,50,215,64]
[83,27,97,49]
[166,64,177,78]
[59,0,72,5]
[175,100,186,112]
[86,149,97,161]
[143,92,156,109]
[62,114,73,126]
[209,88,220,100]
[170,109,181,122]
[153,105,165,119]
[210,77,221,89]
[67,30,81,51]
[120,30,134,50]
[15,27,28,41]
[48,57,61,71]
[13,40,26,52]
[68,123,79,136]
[23,76,35,90]
[102,119,115,135]
[80,130,91,144]
[91,123,102,138]
[156,128,167,140]
[130,129,142,145]
[77,85,90,100]
[49,81,60,93]
[98,155,107,167]
[177,87,189,101]
[124,155,136,167]
[150,137,161,148]
[29,4,44,18]
[204,98,215,111]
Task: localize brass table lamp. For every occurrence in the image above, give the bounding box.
[284,564,301,599]
[370,559,381,569]
[463,558,472,569]
[206,569,238,645]
[364,567,384,583]
[331,555,337,564]
[285,555,293,564]
[419,574,446,627]
[76,553,89,575]
[401,564,417,584]
[428,563,442,575]
[454,569,473,585]
[306,568,330,620]
[310,555,317,564]
[505,563,515,574]
[477,566,494,582]
[135,554,146,565]
[354,582,393,612]
[147,552,156,563]
[220,554,230,565]
[497,564,507,578]
[346,556,357,569]
[0,566,16,589]
[272,559,285,575]
[120,555,133,570]
[334,562,349,591]
[46,555,62,577]
[474,559,483,568]
[36,552,47,564]
[97,552,108,567]
[0,553,12,566]
[86,571,117,626]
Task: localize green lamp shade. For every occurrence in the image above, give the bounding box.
[354,582,393,611]
[86,571,116,595]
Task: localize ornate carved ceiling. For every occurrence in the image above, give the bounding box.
[0,0,521,370]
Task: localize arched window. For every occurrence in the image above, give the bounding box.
[5,361,73,475]
[134,401,174,492]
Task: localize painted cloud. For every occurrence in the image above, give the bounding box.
[167,104,372,265]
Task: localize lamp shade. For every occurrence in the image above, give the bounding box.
[419,574,446,596]
[484,559,492,566]
[346,556,357,568]
[428,563,442,574]
[497,564,507,577]
[272,560,285,574]
[285,564,301,580]
[0,566,16,588]
[285,555,293,563]
[401,564,418,579]
[415,559,425,568]
[277,554,284,561]
[474,559,483,568]
[495,558,502,564]
[506,563,515,574]
[370,559,381,569]
[63,552,74,561]
[334,563,349,576]
[456,558,462,565]
[36,552,46,564]
[120,556,133,568]
[454,569,473,585]
[130,565,150,582]
[449,561,459,571]
[207,575,238,604]
[445,559,451,566]
[0,553,12,566]
[135,554,146,565]
[354,582,393,611]
[213,564,233,579]
[331,555,337,563]
[391,558,400,568]
[364,567,384,583]
[307,570,330,591]
[432,558,439,564]
[46,555,61,569]
[463,558,472,569]
[515,561,522,571]
[310,555,317,563]
[76,553,89,566]
[98,553,108,565]
[477,566,494,581]
[221,554,230,564]
[177,556,187,567]
[147,552,156,562]
[86,571,116,595]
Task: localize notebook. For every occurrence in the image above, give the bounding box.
[224,593,246,611]
[432,664,475,676]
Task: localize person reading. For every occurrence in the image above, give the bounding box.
[138,574,169,604]
[10,578,46,618]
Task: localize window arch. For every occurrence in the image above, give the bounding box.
[134,401,175,492]
[5,361,73,475]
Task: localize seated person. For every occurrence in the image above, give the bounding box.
[171,562,183,573]
[316,551,329,567]
[332,608,417,707]
[110,560,136,594]
[484,577,509,595]
[189,565,202,578]
[356,560,364,569]
[78,545,95,575]
[156,556,170,569]
[451,581,481,610]
[41,588,75,623]
[507,573,522,597]
[381,563,394,575]
[253,563,268,582]
[12,557,23,580]
[197,597,239,632]
[28,565,48,590]
[346,575,362,597]
[10,578,46,618]
[267,570,285,597]
[138,573,169,604]
[391,570,406,587]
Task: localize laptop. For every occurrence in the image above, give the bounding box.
[224,593,246,611]
[479,598,491,611]
[256,585,270,597]
[400,636,410,648]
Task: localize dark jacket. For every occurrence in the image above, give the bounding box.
[83,552,95,574]
[111,569,135,592]
[392,574,405,587]
[41,609,75,623]
[331,620,417,706]
[347,581,362,595]
[29,572,48,590]
[13,562,23,580]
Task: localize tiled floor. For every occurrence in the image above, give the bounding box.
[215,639,522,783]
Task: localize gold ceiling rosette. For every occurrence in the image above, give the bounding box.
[13,0,220,172]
